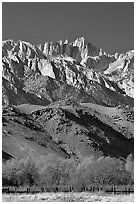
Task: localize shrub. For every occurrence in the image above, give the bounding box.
[125,154,134,184]
[39,163,60,188]
[57,158,78,186]
[38,158,78,189]
[2,155,39,187]
[74,156,132,189]
[2,154,133,191]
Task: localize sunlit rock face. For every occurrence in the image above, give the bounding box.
[2,37,134,107]
[38,37,117,72]
[104,50,134,97]
[2,37,134,162]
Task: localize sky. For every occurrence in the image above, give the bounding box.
[2,2,134,54]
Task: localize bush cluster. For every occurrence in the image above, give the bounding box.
[2,153,134,191]
[2,156,39,187]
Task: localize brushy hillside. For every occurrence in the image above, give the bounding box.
[3,102,133,161]
[2,37,134,192]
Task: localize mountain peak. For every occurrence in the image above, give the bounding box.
[74,36,87,42]
[2,36,134,164]
[73,36,87,47]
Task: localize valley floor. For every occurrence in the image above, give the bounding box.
[2,192,134,202]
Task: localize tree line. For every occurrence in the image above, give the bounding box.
[2,151,134,192]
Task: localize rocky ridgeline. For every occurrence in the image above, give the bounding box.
[2,38,134,162]
[104,50,134,98]
[2,37,134,106]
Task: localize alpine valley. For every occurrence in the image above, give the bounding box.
[2,37,134,162]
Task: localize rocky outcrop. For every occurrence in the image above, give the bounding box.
[2,103,134,161]
[2,37,134,162]
[2,37,134,107]
[104,50,134,97]
[81,55,115,72]
[38,37,116,65]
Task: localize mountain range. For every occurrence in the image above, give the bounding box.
[2,37,134,162]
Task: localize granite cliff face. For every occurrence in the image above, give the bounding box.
[2,37,134,161]
[2,37,134,106]
[104,50,134,98]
